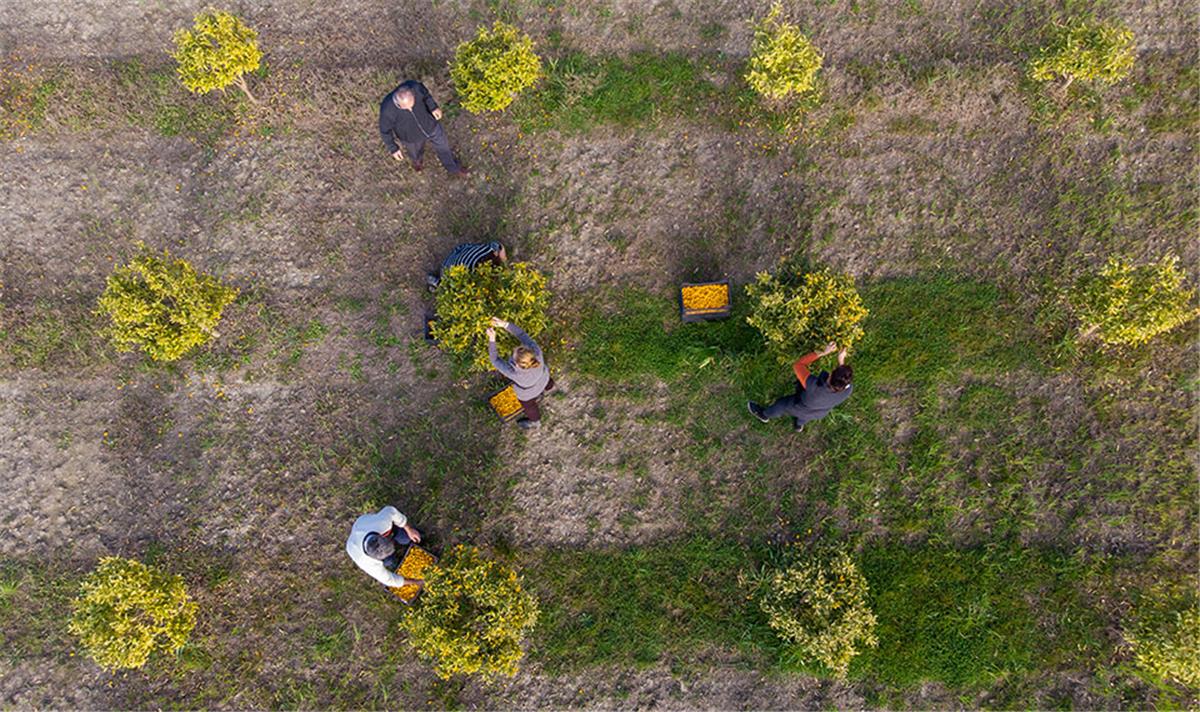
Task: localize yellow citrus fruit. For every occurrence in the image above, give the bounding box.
[392,546,436,602]
[489,386,523,418]
[682,283,729,311]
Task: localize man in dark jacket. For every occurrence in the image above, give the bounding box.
[378,80,468,176]
[748,342,852,432]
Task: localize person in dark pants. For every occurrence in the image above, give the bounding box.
[426,241,508,290]
[487,317,554,430]
[378,80,469,176]
[748,342,852,432]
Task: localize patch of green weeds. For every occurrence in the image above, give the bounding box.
[513,52,725,134]
[0,299,108,370]
[854,543,1114,687]
[526,539,775,671]
[0,562,77,662]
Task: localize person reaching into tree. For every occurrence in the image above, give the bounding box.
[487,317,554,430]
[426,241,507,290]
[345,505,424,589]
[747,342,852,432]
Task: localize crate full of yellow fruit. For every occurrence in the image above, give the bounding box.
[488,385,524,422]
[390,545,437,604]
[680,280,732,322]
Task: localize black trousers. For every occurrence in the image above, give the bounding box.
[402,124,461,173]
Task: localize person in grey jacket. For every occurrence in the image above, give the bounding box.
[748,342,852,432]
[378,80,469,176]
[487,317,554,430]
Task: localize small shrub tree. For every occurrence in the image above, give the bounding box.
[745,3,824,101]
[68,557,198,671]
[1028,17,1136,87]
[449,21,542,113]
[400,545,540,680]
[1070,254,1198,346]
[746,549,877,678]
[1127,605,1200,688]
[745,265,867,360]
[432,261,550,372]
[97,247,238,362]
[172,9,263,103]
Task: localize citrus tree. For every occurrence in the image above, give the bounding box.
[97,246,238,362]
[449,21,542,113]
[745,3,824,101]
[68,557,198,671]
[400,545,540,679]
[431,261,549,371]
[172,9,263,102]
[745,549,877,678]
[1070,254,1198,346]
[745,264,867,360]
[1028,17,1136,87]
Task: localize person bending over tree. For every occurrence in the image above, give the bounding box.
[426,241,507,290]
[747,342,852,432]
[487,317,554,430]
[345,505,424,588]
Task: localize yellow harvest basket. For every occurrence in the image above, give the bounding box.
[488,385,524,422]
[390,545,437,604]
[680,281,732,322]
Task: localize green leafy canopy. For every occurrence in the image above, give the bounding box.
[172,9,262,96]
[400,545,540,679]
[431,261,550,372]
[450,21,543,113]
[68,557,198,671]
[745,264,868,361]
[97,246,238,362]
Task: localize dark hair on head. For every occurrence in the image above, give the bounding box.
[363,532,394,560]
[830,364,853,391]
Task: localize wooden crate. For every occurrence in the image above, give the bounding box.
[488,385,524,422]
[390,545,437,605]
[679,280,732,322]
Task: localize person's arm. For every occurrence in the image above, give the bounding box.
[382,506,407,530]
[838,347,848,366]
[487,328,520,379]
[793,343,837,387]
[417,82,441,117]
[502,322,543,362]
[374,564,410,588]
[379,105,400,154]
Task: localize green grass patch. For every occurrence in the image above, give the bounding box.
[855,543,1113,688]
[513,52,724,134]
[0,300,108,370]
[526,539,775,671]
[523,538,1114,687]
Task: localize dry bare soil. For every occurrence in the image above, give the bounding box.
[1,0,1197,709]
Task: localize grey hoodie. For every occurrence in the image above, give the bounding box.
[488,323,550,400]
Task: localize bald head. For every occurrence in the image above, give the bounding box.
[392,88,416,110]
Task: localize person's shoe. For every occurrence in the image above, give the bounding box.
[517,417,541,430]
[426,273,440,291]
[412,160,424,172]
[747,401,768,423]
[792,418,805,433]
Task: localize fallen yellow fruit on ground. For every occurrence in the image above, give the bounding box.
[682,283,729,311]
[489,386,523,419]
[391,546,436,603]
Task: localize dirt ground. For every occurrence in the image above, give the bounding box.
[1,0,1197,708]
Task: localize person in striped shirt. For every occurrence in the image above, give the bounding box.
[747,342,852,432]
[426,241,507,289]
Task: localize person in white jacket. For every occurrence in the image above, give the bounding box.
[345,506,425,588]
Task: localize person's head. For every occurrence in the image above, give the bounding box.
[363,532,395,561]
[514,345,540,370]
[392,87,416,110]
[830,364,853,392]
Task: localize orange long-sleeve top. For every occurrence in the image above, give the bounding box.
[792,352,821,389]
